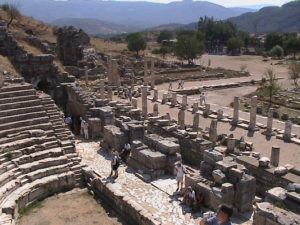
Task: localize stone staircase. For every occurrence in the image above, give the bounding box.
[0,83,85,224]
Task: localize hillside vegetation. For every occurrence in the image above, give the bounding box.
[228,1,300,33]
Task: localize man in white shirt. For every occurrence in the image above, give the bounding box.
[175,162,187,191]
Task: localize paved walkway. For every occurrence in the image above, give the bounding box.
[76,139,252,225]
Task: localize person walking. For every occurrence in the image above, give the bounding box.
[169,80,173,90]
[109,149,120,178]
[175,162,187,191]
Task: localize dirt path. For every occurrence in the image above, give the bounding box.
[17,189,125,225]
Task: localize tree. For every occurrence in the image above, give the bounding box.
[174,30,205,64]
[288,63,300,89]
[159,46,169,58]
[0,3,20,29]
[284,37,300,58]
[270,45,284,58]
[258,68,280,106]
[126,32,146,57]
[157,30,174,43]
[265,32,283,51]
[227,37,243,55]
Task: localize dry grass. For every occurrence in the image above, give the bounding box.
[0,55,21,77]
[0,10,56,43]
[91,37,127,56]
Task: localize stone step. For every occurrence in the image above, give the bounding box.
[63,145,75,154]
[0,133,30,145]
[0,213,13,224]
[44,141,59,149]
[0,89,36,99]
[25,163,72,182]
[0,99,41,111]
[54,128,66,133]
[0,179,21,204]
[0,137,45,154]
[0,95,38,104]
[0,84,32,93]
[0,111,47,124]
[0,117,49,133]
[0,105,44,117]
[1,172,74,216]
[13,147,63,166]
[0,171,15,188]
[0,162,15,176]
[18,155,69,173]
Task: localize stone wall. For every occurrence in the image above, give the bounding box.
[236,156,300,196]
[83,168,159,225]
[25,35,56,54]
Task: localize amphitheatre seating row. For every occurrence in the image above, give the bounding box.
[0,83,85,223]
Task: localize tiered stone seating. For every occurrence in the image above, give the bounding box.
[0,83,85,223]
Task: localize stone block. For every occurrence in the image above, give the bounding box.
[215,160,237,173]
[137,149,166,170]
[203,150,223,166]
[266,187,287,203]
[156,140,179,155]
[259,157,270,168]
[228,168,244,181]
[212,169,227,185]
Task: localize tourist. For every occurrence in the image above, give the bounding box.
[65,114,72,130]
[178,79,181,89]
[80,117,85,136]
[200,204,233,225]
[183,186,196,206]
[169,80,173,90]
[109,149,120,178]
[181,79,184,89]
[84,121,89,139]
[121,143,131,162]
[175,162,187,191]
[128,89,133,101]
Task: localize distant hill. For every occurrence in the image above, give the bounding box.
[52,18,141,37]
[0,0,253,29]
[228,1,300,33]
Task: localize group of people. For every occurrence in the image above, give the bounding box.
[109,143,131,178]
[80,117,89,139]
[168,79,185,90]
[175,161,233,225]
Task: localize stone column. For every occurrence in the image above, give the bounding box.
[85,66,88,86]
[112,59,120,87]
[171,92,177,107]
[153,88,158,101]
[283,120,292,142]
[182,95,187,109]
[270,146,280,167]
[150,58,155,89]
[193,112,200,132]
[266,108,274,135]
[231,96,239,125]
[107,57,113,86]
[227,137,235,153]
[204,104,210,117]
[132,98,138,109]
[153,104,158,116]
[209,119,218,144]
[99,79,105,99]
[178,109,185,129]
[249,96,257,131]
[162,92,168,104]
[141,86,148,119]
[192,102,199,113]
[107,88,113,101]
[144,58,148,85]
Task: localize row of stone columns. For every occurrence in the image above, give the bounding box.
[108,57,120,87]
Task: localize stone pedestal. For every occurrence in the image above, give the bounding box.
[178,109,185,130]
[85,67,88,85]
[108,58,120,87]
[162,92,168,104]
[249,96,257,131]
[193,112,200,132]
[171,93,177,107]
[141,86,148,119]
[231,96,239,125]
[209,119,218,143]
[217,109,223,120]
[153,104,158,116]
[227,137,235,153]
[182,95,187,109]
[153,88,158,101]
[100,79,105,99]
[192,102,199,113]
[204,104,210,117]
[266,108,274,135]
[270,146,280,167]
[132,98,138,109]
[283,120,292,142]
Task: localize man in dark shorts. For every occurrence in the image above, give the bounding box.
[109,149,120,178]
